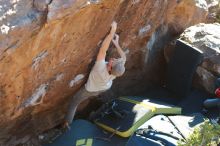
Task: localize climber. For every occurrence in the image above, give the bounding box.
[63,21,126,129]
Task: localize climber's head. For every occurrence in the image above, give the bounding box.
[107,58,125,77]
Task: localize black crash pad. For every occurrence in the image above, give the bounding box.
[43,119,127,146]
[166,39,203,98]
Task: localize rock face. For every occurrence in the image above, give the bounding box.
[0,0,208,145]
[0,0,46,55]
[180,23,220,93]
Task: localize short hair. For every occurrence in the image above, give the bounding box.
[111,59,125,77]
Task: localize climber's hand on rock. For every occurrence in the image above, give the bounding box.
[110,21,117,34]
[112,34,120,47]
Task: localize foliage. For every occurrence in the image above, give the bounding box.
[216,3,220,23]
[178,119,220,146]
[216,13,220,23]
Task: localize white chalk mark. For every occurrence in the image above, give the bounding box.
[0,24,10,34]
[69,74,85,87]
[55,73,64,81]
[32,50,48,70]
[138,25,151,37]
[124,48,130,55]
[19,83,48,108]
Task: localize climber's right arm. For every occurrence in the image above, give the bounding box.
[96,21,117,61]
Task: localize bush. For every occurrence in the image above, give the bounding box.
[216,3,220,23]
[178,119,220,146]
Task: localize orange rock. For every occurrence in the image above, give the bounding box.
[0,0,208,144]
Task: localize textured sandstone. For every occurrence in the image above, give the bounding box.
[0,0,208,145]
[0,0,46,56]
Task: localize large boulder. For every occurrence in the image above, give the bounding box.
[0,0,208,145]
[180,23,220,93]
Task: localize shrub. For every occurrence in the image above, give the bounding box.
[178,119,220,146]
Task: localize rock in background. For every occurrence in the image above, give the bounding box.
[0,0,208,145]
[180,23,220,94]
